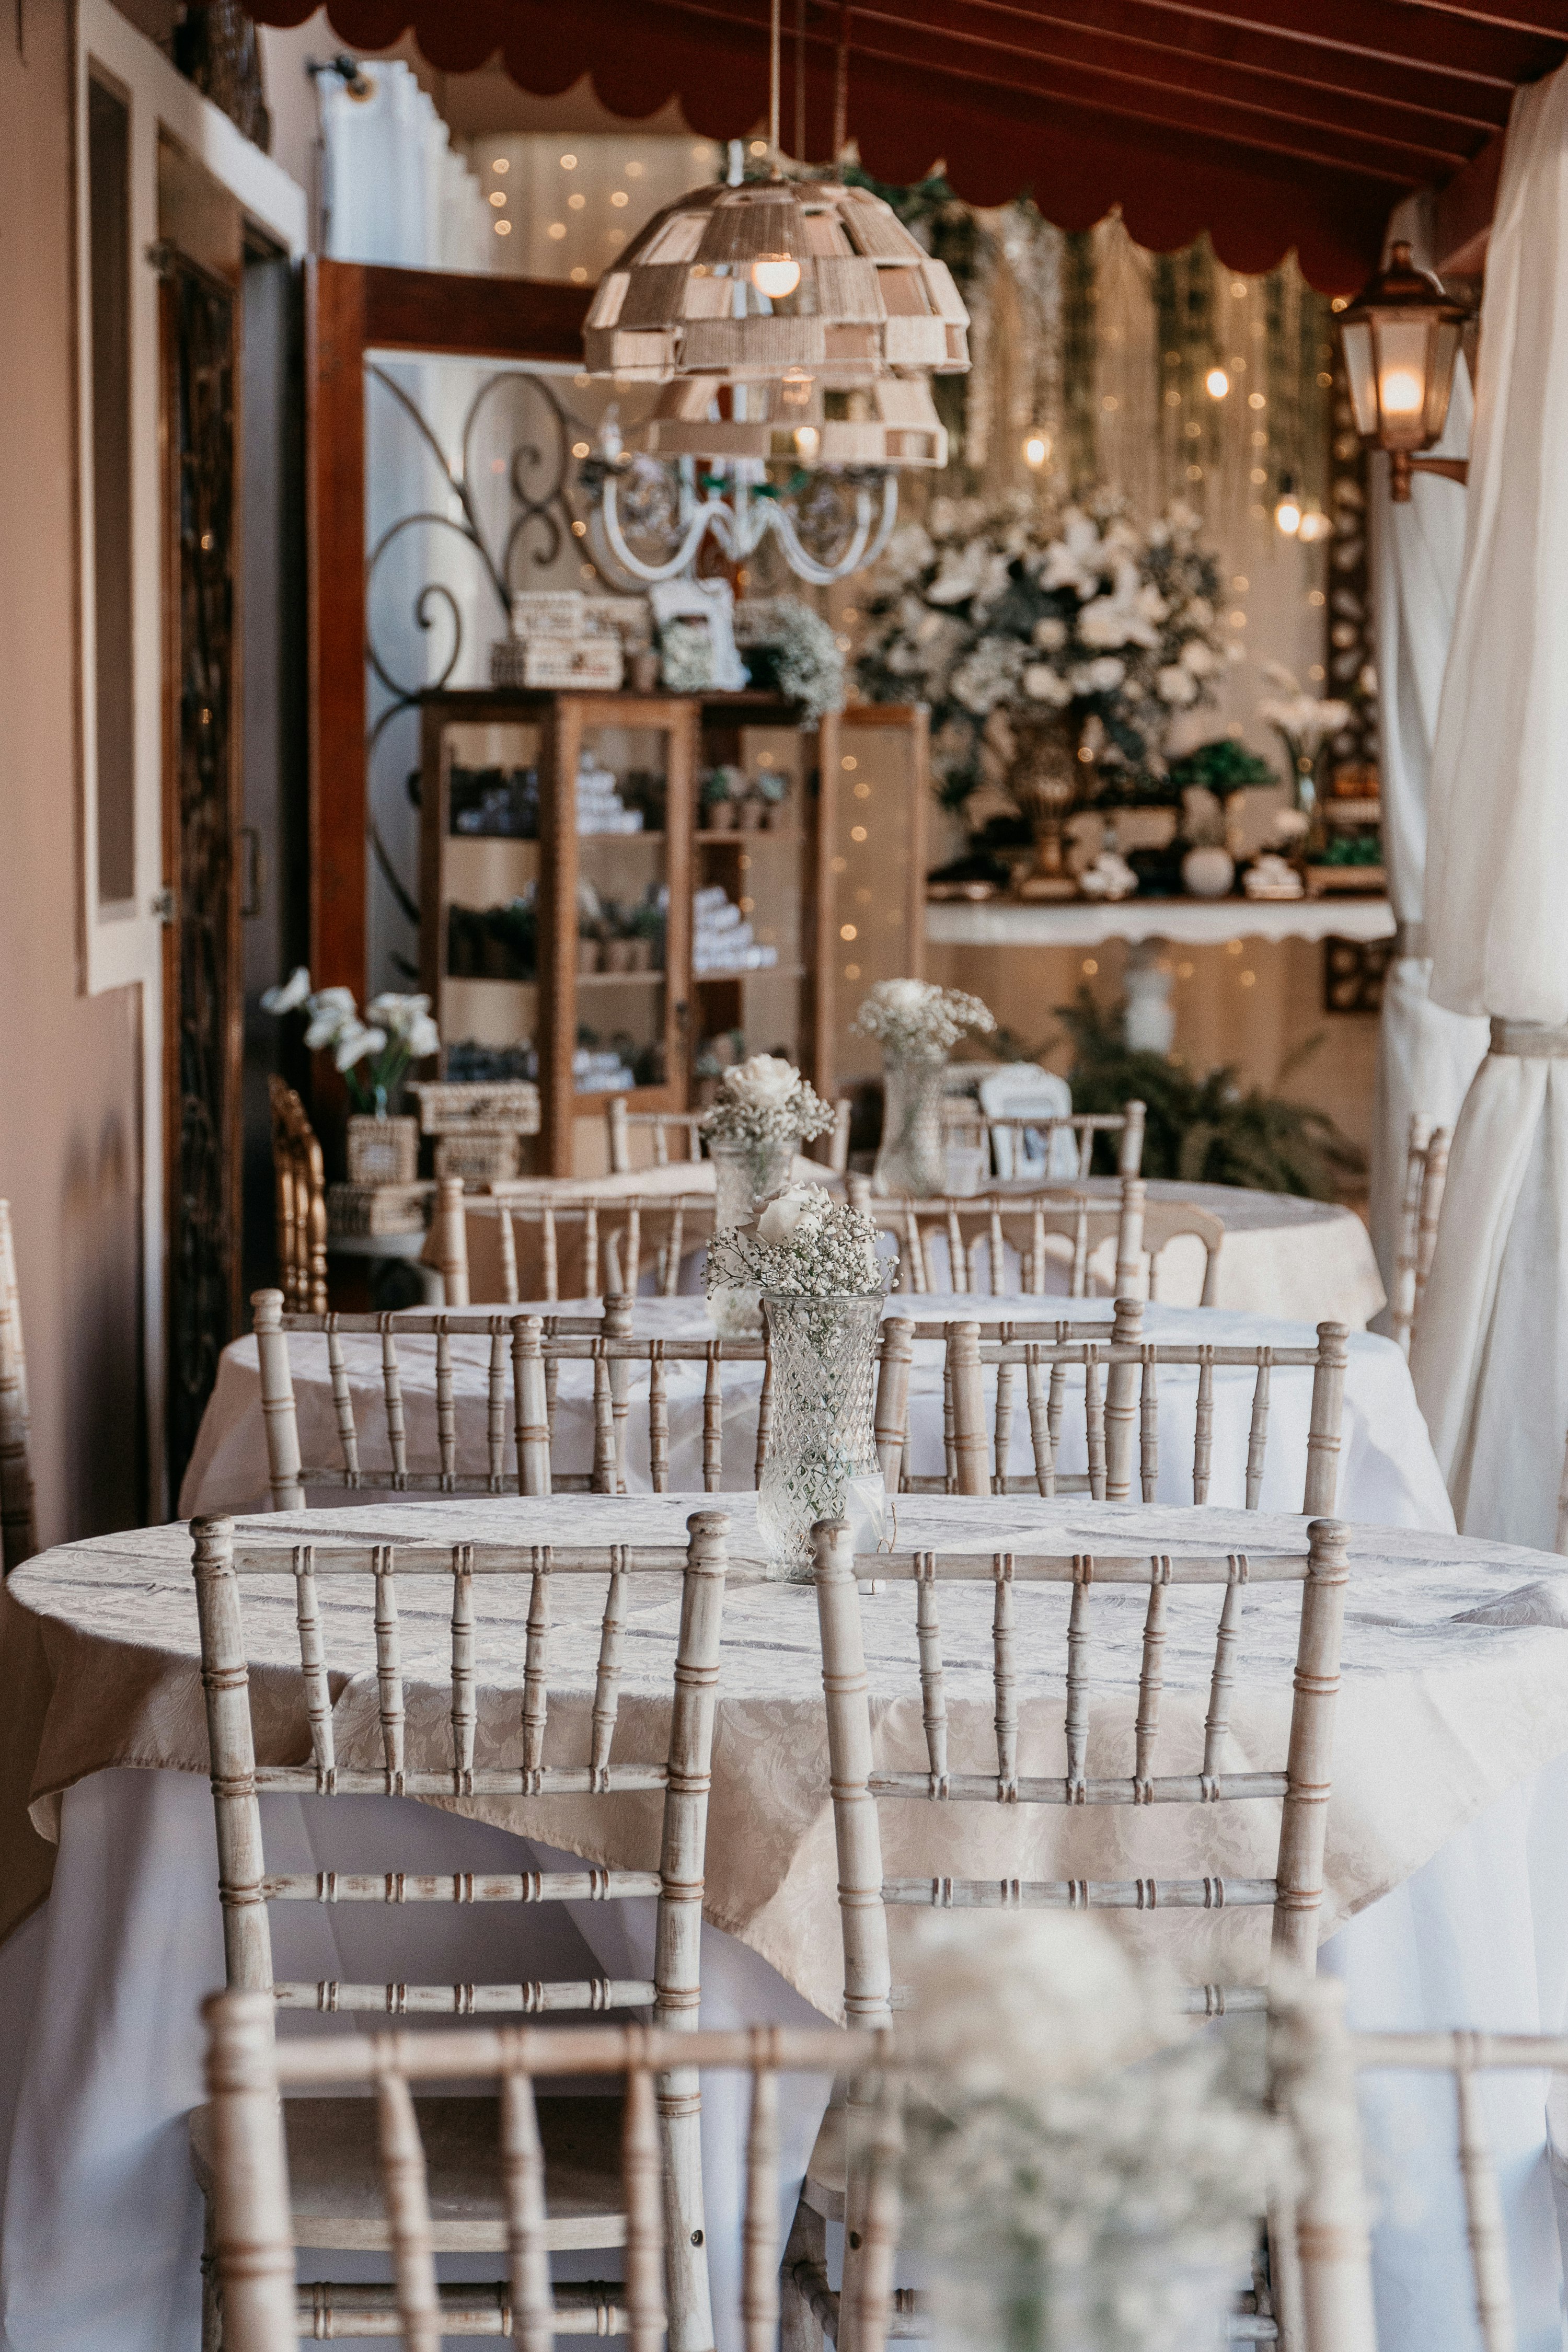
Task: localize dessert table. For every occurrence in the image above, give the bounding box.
[3,1492,1568,2352]
[177,1295,1448,1529]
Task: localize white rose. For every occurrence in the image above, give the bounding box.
[1180,638,1219,677]
[725,1053,798,1109]
[757,1186,828,1246]
[1156,664,1199,707]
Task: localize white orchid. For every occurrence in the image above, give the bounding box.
[302,989,360,1051]
[331,1020,386,1071]
[260,966,312,1016]
[1039,511,1106,598]
[261,970,440,1113]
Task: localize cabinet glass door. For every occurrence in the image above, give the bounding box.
[545,697,694,1172]
[429,714,544,1131]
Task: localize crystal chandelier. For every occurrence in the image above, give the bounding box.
[579,153,969,586]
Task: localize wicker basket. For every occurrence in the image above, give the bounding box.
[490,635,624,690]
[328,1181,431,1238]
[345,1115,419,1186]
[409,1080,541,1136]
[1303,864,1388,896]
[434,1132,523,1185]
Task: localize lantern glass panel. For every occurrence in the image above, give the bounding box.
[1340,319,1379,441]
[1425,320,1463,442]
[1375,318,1434,452]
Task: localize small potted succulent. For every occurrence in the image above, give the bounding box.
[701,765,741,832]
[757,769,793,829]
[259,969,439,1185]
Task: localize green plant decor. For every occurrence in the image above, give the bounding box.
[1007,990,1364,1199]
[1166,737,1279,797]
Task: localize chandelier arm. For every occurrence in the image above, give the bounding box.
[594,474,725,584]
[762,475,901,586]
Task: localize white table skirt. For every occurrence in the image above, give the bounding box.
[179,1296,1454,1535]
[4,1762,1568,2352]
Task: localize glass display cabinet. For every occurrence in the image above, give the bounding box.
[420,689,850,1174]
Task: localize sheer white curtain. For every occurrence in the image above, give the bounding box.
[1367,193,1488,1313]
[1412,60,1568,1546]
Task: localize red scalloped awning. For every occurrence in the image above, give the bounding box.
[240,0,1563,291]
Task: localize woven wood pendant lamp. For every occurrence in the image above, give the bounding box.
[584,175,969,469]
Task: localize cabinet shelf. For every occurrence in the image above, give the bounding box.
[696,827,799,844]
[421,689,857,1173]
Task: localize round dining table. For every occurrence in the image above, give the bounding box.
[3,1491,1568,2352]
[177,1293,1450,1529]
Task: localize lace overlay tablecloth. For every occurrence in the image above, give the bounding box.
[178,1296,1451,1529]
[6,1493,1566,2013]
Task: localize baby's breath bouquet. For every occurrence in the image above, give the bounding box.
[706,1187,887,1301]
[854,980,996,1198]
[901,1914,1290,2352]
[711,1188,892,1579]
[699,1054,835,1150]
[854,978,996,1059]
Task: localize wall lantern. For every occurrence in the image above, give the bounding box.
[1335,240,1470,501]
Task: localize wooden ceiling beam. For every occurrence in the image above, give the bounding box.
[840,0,1501,153]
[1100,0,1563,86]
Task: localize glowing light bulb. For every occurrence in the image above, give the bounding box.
[751,253,801,299]
[1205,366,1230,399]
[1275,493,1303,537]
[1297,509,1331,543]
[793,424,820,459]
[1023,431,1051,468]
[1380,366,1424,416]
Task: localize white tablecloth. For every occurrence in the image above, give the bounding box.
[7,1495,1568,2349]
[180,1296,1453,1534]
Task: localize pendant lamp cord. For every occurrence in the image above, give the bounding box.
[794,0,806,162]
[768,0,781,159]
[833,3,851,172]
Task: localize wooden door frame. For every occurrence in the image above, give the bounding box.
[305,260,592,1000]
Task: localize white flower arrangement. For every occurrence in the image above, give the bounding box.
[771,599,847,721]
[699,1054,835,1149]
[900,1914,1292,2351]
[705,1187,888,1298]
[852,978,996,1059]
[857,490,1232,805]
[260,968,439,1113]
[1258,663,1354,807]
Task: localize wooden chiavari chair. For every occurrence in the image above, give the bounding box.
[606,1098,707,1173]
[0,1198,38,1572]
[250,1291,779,1506]
[1389,1116,1451,1358]
[202,1993,901,2352]
[927,1303,1348,1513]
[810,1516,1347,2013]
[267,1075,328,1316]
[468,1186,714,1305]
[188,1508,731,2351]
[855,1181,1223,1304]
[796,1516,1349,2351]
[940,1093,1147,1183]
[252,1293,919,1511]
[1274,1974,1567,2352]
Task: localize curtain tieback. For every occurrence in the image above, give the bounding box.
[1393,921,1428,959]
[1489,1018,1568,1057]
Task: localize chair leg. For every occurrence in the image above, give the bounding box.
[781,2196,833,2352]
[200,2189,224,2352]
